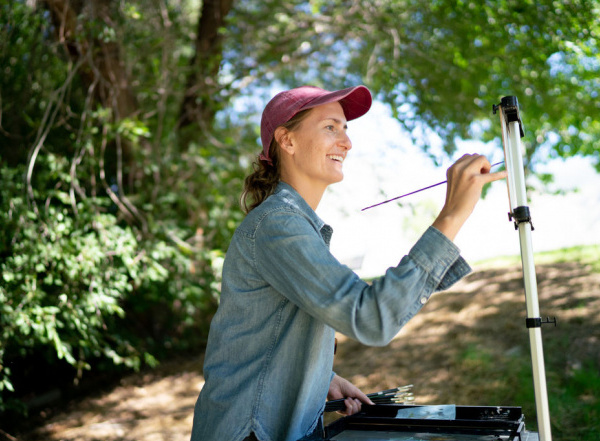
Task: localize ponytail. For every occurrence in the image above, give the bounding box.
[241,109,312,213]
[241,142,281,213]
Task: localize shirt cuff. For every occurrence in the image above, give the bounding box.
[409,226,472,291]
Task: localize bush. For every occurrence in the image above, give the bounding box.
[0,1,247,418]
[0,158,222,413]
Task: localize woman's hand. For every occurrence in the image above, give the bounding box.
[328,374,374,415]
[432,154,507,241]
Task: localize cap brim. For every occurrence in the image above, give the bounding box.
[299,85,372,121]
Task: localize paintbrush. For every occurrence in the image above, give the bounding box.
[324,385,414,412]
[361,161,504,211]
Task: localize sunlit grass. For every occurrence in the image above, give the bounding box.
[475,244,600,273]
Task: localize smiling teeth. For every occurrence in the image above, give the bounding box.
[328,155,344,162]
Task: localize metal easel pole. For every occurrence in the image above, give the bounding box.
[493,96,553,441]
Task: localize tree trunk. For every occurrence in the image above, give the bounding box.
[44,0,138,156]
[177,0,235,134]
[43,0,146,228]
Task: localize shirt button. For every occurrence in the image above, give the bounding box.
[420,296,428,304]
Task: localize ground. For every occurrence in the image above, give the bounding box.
[11,260,600,441]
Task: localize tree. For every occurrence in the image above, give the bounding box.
[0,0,242,416]
[222,0,600,170]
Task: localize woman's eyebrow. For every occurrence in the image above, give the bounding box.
[322,117,348,129]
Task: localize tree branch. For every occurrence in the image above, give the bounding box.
[177,0,234,132]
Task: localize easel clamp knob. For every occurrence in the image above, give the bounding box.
[526,317,557,328]
[508,206,534,230]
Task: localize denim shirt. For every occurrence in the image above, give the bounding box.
[191,182,471,441]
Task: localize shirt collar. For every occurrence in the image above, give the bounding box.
[274,181,332,244]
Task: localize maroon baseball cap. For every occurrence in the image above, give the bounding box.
[259,85,372,163]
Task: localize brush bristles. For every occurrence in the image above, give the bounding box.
[324,385,414,412]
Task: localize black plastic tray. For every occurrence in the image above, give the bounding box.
[325,404,530,440]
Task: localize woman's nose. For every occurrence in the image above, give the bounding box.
[339,131,352,151]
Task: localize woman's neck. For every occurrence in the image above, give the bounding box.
[280,176,326,211]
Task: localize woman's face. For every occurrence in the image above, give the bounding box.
[283,101,352,190]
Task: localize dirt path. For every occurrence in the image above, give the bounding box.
[14,261,600,440]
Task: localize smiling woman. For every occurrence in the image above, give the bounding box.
[277,101,353,208]
[241,86,371,213]
[190,85,506,441]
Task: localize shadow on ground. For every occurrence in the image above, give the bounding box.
[14,262,600,440]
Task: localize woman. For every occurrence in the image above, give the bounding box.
[190,85,506,441]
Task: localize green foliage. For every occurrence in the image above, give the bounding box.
[225,0,600,168]
[0,1,249,417]
[0,0,76,165]
[0,157,224,412]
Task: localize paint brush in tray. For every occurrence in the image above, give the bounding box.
[324,384,414,412]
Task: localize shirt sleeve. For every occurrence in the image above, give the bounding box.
[253,209,471,346]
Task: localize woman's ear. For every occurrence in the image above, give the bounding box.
[275,127,294,156]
